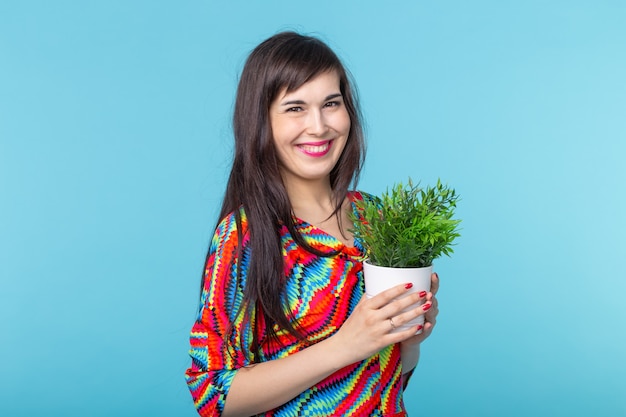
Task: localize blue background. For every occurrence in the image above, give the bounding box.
[1,1,625,416]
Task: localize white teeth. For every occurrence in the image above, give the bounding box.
[300,143,329,153]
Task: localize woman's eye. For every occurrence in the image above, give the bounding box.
[286,106,303,112]
[324,101,340,108]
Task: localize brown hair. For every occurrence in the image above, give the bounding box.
[206,31,365,359]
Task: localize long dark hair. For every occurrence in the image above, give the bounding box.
[204,31,365,360]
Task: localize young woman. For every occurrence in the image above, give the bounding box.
[185,31,439,417]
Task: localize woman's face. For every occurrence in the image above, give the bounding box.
[269,71,351,188]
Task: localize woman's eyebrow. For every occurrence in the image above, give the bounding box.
[325,93,343,101]
[280,93,343,106]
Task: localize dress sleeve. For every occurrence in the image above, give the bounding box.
[185,211,251,416]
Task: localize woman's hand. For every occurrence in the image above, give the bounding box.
[329,281,430,367]
[400,272,439,374]
[408,272,439,344]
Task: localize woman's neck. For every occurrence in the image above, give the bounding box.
[283,177,336,212]
[283,176,353,247]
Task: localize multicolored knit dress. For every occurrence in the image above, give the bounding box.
[185,192,410,416]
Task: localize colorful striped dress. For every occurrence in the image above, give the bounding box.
[185,192,409,416]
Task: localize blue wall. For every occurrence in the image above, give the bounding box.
[1,1,625,416]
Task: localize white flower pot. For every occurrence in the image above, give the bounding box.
[363,261,432,334]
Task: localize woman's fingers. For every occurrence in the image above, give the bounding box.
[386,324,426,343]
[424,301,438,326]
[397,273,440,345]
[366,282,419,310]
[406,320,435,344]
[430,272,440,296]
[385,298,431,329]
[363,287,429,338]
[369,271,439,310]
[381,285,429,311]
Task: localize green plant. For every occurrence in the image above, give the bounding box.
[350,178,461,268]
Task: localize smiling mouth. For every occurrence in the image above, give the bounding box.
[297,140,332,156]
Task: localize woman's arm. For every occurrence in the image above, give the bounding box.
[222,283,428,417]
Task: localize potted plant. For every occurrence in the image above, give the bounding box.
[350,178,461,333]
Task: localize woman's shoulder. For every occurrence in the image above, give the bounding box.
[349,190,379,204]
[216,206,248,226]
[212,206,249,243]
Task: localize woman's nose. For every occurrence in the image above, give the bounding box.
[305,109,329,136]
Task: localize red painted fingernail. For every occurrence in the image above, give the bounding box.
[405,283,413,289]
[422,303,432,311]
[434,272,439,280]
[418,291,427,298]
[417,325,423,331]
